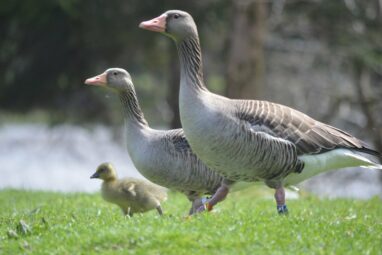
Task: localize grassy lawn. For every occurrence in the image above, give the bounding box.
[0,188,381,255]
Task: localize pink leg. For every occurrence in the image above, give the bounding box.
[196,182,231,213]
[275,187,288,214]
[275,187,285,206]
[188,198,203,215]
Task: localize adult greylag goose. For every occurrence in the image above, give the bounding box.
[85,68,231,215]
[91,162,167,216]
[140,10,382,214]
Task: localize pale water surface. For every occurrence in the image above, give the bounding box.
[0,123,142,192]
[0,124,381,199]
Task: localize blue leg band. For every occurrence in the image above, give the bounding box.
[277,205,288,214]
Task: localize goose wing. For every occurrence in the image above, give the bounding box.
[165,128,192,153]
[235,100,379,156]
[160,129,225,194]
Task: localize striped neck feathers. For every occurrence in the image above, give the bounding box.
[177,35,208,92]
[119,88,148,127]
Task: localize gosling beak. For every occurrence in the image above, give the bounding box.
[84,72,107,86]
[90,172,100,179]
[139,14,167,33]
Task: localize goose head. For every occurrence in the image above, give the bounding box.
[85,68,133,92]
[139,10,198,42]
[90,162,117,181]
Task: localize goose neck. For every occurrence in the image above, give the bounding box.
[177,35,208,92]
[119,89,148,129]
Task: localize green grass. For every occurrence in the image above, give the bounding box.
[0,188,381,255]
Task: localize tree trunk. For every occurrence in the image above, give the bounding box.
[225,0,267,99]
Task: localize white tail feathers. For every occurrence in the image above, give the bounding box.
[343,151,382,170]
[287,185,300,192]
[361,164,382,170]
[284,148,381,186]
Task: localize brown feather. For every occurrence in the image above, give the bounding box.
[236,100,380,157]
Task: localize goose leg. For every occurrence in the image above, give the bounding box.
[275,187,288,215]
[190,198,204,215]
[186,193,202,215]
[196,179,233,213]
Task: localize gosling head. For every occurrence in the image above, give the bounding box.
[84,68,133,92]
[90,162,117,181]
[139,10,198,42]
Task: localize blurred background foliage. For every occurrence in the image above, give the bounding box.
[0,0,381,153]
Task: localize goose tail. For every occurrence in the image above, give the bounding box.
[352,142,381,159]
[284,149,381,186]
[343,150,382,170]
[361,164,382,170]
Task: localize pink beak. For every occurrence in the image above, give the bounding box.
[139,14,167,33]
[84,72,107,86]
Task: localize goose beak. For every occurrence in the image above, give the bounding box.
[90,172,100,179]
[139,14,167,33]
[85,73,107,86]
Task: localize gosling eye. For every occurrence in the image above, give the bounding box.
[173,13,180,19]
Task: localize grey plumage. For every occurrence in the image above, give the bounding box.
[85,68,227,214]
[140,10,381,193]
[236,100,378,156]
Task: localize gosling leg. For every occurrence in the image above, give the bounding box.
[156,205,163,216]
[122,207,134,217]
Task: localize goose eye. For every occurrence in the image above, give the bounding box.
[113,72,118,76]
[174,14,180,19]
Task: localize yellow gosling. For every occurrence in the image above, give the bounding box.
[91,162,167,216]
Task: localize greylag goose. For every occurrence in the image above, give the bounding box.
[85,68,231,214]
[91,162,167,216]
[140,10,382,214]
